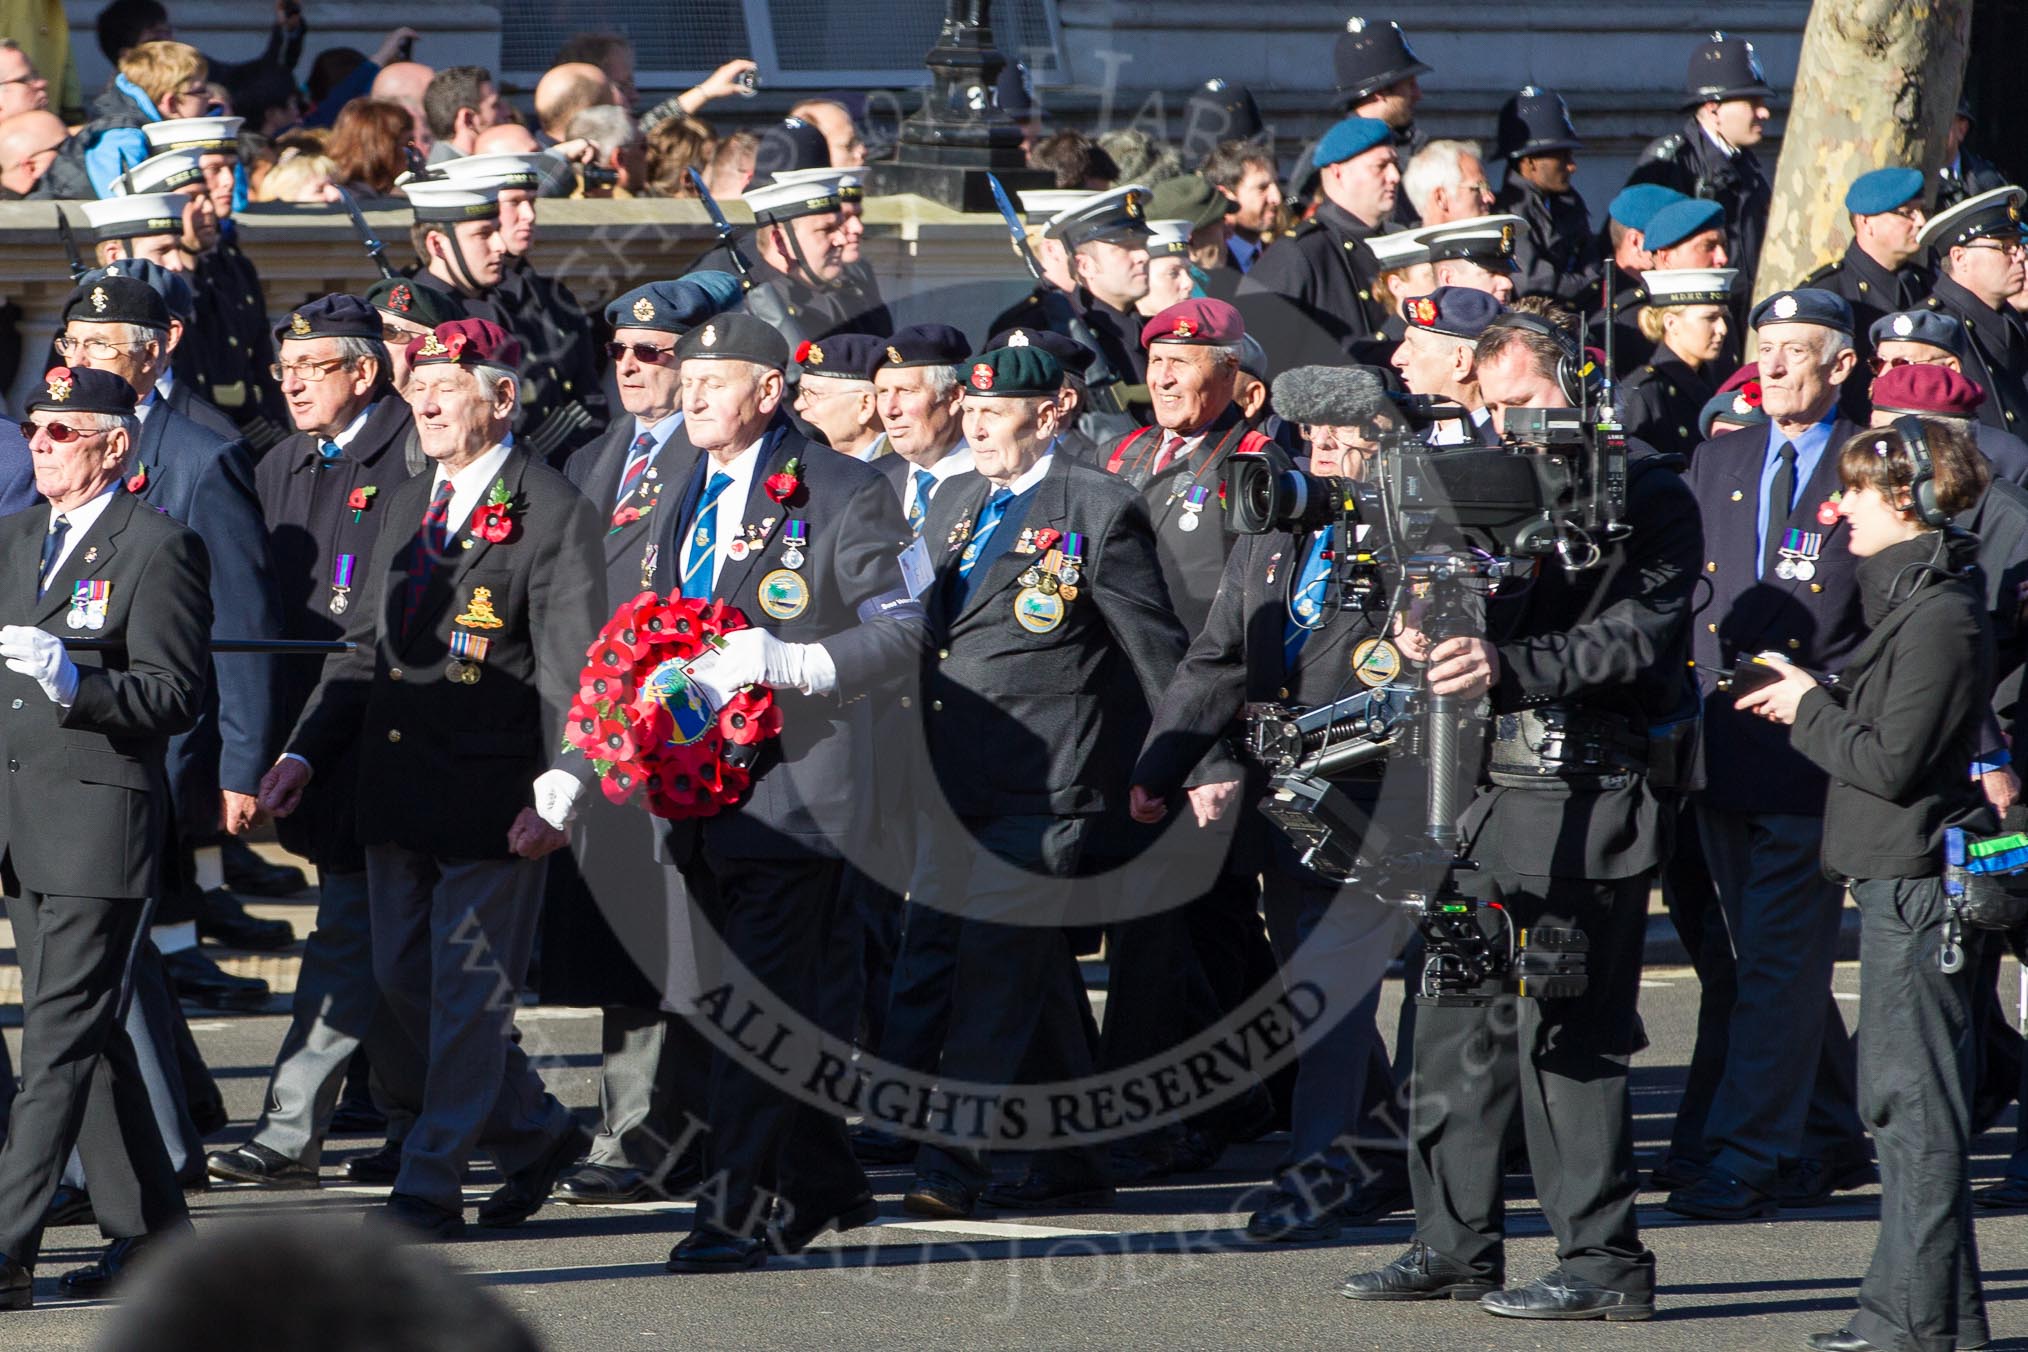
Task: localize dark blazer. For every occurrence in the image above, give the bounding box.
[289,447,605,860]
[1105,402,1267,635]
[0,492,209,898]
[0,421,35,519]
[564,412,697,591]
[1237,199,1395,373]
[164,379,241,442]
[1923,272,2028,435]
[1685,419,1867,814]
[254,396,417,868]
[1801,239,1930,423]
[918,453,1190,819]
[874,446,979,527]
[132,402,284,827]
[646,417,923,861]
[185,231,287,449]
[1617,350,1718,464]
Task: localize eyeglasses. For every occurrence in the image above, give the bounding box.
[1963,239,2028,257]
[53,335,152,360]
[1888,205,1926,222]
[0,71,44,88]
[381,323,428,344]
[605,341,678,365]
[1869,354,1953,374]
[20,420,102,443]
[269,358,352,383]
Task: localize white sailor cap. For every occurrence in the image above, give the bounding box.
[1640,267,1738,306]
[1421,213,1527,269]
[770,165,864,205]
[79,193,188,242]
[432,153,544,194]
[1365,225,1434,270]
[141,115,243,155]
[1145,219,1193,257]
[1917,184,2028,252]
[118,147,205,195]
[1020,188,1096,226]
[743,174,842,224]
[401,175,502,223]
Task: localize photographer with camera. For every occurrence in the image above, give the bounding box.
[1130,364,1418,1241]
[1342,305,1700,1321]
[1733,418,1994,1352]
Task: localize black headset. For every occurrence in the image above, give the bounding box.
[1485,310,1592,405]
[1890,415,1949,528]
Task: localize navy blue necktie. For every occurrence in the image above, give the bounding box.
[38,515,69,595]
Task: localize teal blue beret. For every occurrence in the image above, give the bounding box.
[1844,167,1923,217]
[1311,117,1394,170]
[962,345,1062,398]
[1607,184,1687,231]
[1643,197,1726,251]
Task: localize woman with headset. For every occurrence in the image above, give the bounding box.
[1736,417,1995,1352]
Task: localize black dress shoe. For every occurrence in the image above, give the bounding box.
[195,888,296,952]
[42,1185,94,1229]
[554,1162,650,1205]
[773,1193,880,1255]
[161,947,270,1011]
[382,1192,465,1240]
[0,1256,29,1311]
[901,1173,974,1219]
[477,1124,589,1227]
[1481,1270,1654,1321]
[667,1228,769,1273]
[848,1124,915,1165]
[57,1234,168,1298]
[220,840,310,897]
[345,1140,403,1185]
[1645,1155,1705,1191]
[328,1099,388,1135]
[1805,1329,1885,1352]
[1973,1175,2028,1209]
[1342,1241,1499,1301]
[1665,1168,1777,1220]
[1107,1135,1179,1184]
[981,1172,1115,1211]
[1337,1174,1414,1228]
[207,1142,318,1189]
[1777,1156,1878,1207]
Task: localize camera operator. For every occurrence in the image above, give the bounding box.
[1343,306,1700,1321]
[1130,364,1418,1241]
[1734,418,1994,1352]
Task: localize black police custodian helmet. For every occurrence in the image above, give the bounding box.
[1182,79,1264,161]
[1682,31,1774,109]
[1333,17,1432,105]
[1495,86,1581,163]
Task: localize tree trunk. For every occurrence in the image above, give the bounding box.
[1755,0,1974,302]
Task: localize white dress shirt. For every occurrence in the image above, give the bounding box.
[41,483,121,586]
[700,435,768,589]
[429,440,516,537]
[903,443,975,521]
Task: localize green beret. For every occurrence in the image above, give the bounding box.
[962,345,1063,398]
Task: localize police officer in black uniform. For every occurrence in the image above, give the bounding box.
[1936,97,2006,212]
[1239,117,1401,373]
[1918,186,2028,436]
[1618,267,1737,462]
[1343,310,1696,1322]
[1329,17,1431,227]
[1493,87,1601,307]
[1801,167,1934,422]
[1627,32,1775,286]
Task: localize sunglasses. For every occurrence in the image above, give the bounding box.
[606,341,678,365]
[20,420,99,443]
[1868,355,1950,374]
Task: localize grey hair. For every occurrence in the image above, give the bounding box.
[567,104,643,154]
[1807,325,1855,365]
[1402,139,1483,220]
[470,361,522,406]
[81,321,164,347]
[921,363,960,400]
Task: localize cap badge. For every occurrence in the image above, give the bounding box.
[1346,16,1368,32]
[89,286,108,314]
[701,323,717,348]
[46,367,72,402]
[2011,204,2021,223]
[416,331,449,358]
[1892,314,1914,337]
[289,312,311,337]
[1173,318,1196,338]
[1499,224,1515,251]
[1124,190,1143,219]
[632,296,655,322]
[1772,294,1798,320]
[388,283,413,313]
[886,345,904,364]
[971,362,995,391]
[1007,331,1030,347]
[1406,297,1438,326]
[806,343,824,366]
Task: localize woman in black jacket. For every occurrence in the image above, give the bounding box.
[1737,418,1995,1352]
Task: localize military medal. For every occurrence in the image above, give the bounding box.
[447,630,489,684]
[782,520,809,570]
[947,517,973,554]
[1014,586,1065,634]
[67,580,110,631]
[329,554,355,615]
[1178,484,1210,532]
[1018,566,1041,588]
[640,543,659,590]
[1775,528,1823,582]
[758,568,810,621]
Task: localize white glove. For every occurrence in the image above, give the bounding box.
[0,625,78,706]
[533,768,586,831]
[705,628,838,697]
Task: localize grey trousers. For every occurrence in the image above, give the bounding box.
[586,1006,708,1180]
[1697,806,1866,1190]
[365,845,571,1211]
[1846,877,1987,1352]
[250,870,426,1166]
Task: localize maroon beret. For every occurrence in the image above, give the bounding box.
[1870,362,1986,418]
[1139,297,1244,349]
[405,317,523,372]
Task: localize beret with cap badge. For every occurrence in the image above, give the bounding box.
[963,345,1062,398]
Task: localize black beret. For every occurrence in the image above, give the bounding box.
[275,293,384,345]
[80,260,193,324]
[30,365,138,417]
[795,333,884,380]
[963,345,1062,398]
[364,277,469,328]
[989,327,1092,378]
[63,275,168,332]
[879,323,971,370]
[676,312,792,370]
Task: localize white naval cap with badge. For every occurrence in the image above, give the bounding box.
[140,114,242,155]
[77,192,189,244]
[1639,267,1739,307]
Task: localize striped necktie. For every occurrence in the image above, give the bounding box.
[38,515,69,596]
[680,471,734,600]
[400,479,456,635]
[957,488,1014,577]
[908,468,936,535]
[613,432,656,528]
